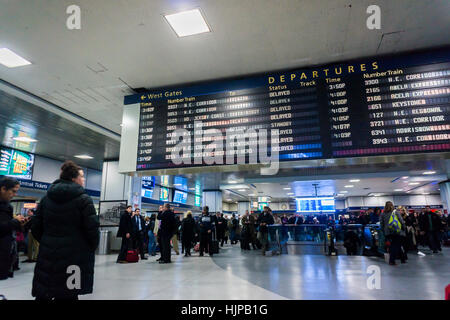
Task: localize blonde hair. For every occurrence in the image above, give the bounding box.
[185,211,192,218]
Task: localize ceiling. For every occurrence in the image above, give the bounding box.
[159,153,450,202]
[0,87,120,170]
[1,0,450,134]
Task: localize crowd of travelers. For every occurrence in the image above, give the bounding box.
[1,164,449,299]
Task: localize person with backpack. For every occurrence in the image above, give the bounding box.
[380,201,405,265]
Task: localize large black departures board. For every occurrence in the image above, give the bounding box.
[124,48,450,171]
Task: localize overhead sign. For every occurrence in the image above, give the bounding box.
[125,48,450,171]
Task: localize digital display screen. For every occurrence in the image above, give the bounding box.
[173,190,188,204]
[258,202,269,211]
[173,176,188,191]
[142,176,154,189]
[295,197,336,213]
[195,195,201,207]
[160,187,169,201]
[128,48,450,171]
[141,188,154,199]
[0,147,34,180]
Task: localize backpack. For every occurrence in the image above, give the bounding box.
[388,210,402,234]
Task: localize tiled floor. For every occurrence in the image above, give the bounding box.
[1,244,448,300]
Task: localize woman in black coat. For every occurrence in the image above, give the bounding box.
[31,161,99,300]
[181,212,197,257]
[0,177,24,280]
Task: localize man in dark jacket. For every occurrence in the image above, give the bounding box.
[0,177,24,280]
[131,208,147,260]
[31,161,99,300]
[215,212,227,247]
[241,210,257,250]
[181,212,197,256]
[157,203,176,263]
[198,206,214,256]
[257,206,275,256]
[116,205,133,263]
[419,206,443,253]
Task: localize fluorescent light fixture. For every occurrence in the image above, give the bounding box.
[13,137,38,143]
[228,180,238,184]
[287,193,294,195]
[349,179,360,182]
[164,9,210,37]
[248,194,255,196]
[402,176,409,179]
[340,191,348,193]
[120,123,124,127]
[344,185,354,188]
[238,189,247,192]
[337,194,345,196]
[394,189,403,192]
[226,199,232,201]
[75,155,93,160]
[0,48,31,68]
[422,193,430,195]
[283,187,291,190]
[422,171,436,175]
[409,182,420,185]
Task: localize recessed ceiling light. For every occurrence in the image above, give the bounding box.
[406,191,411,193]
[248,194,255,196]
[0,48,31,68]
[283,187,291,190]
[402,176,409,179]
[164,9,210,37]
[344,185,354,188]
[409,182,420,185]
[13,137,38,143]
[349,179,360,182]
[394,189,403,192]
[238,189,247,192]
[422,171,436,175]
[287,193,294,195]
[75,155,93,160]
[228,181,237,184]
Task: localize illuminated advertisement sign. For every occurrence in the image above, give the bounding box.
[0,147,34,180]
[160,187,169,201]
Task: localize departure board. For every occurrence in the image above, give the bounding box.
[124,48,450,171]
